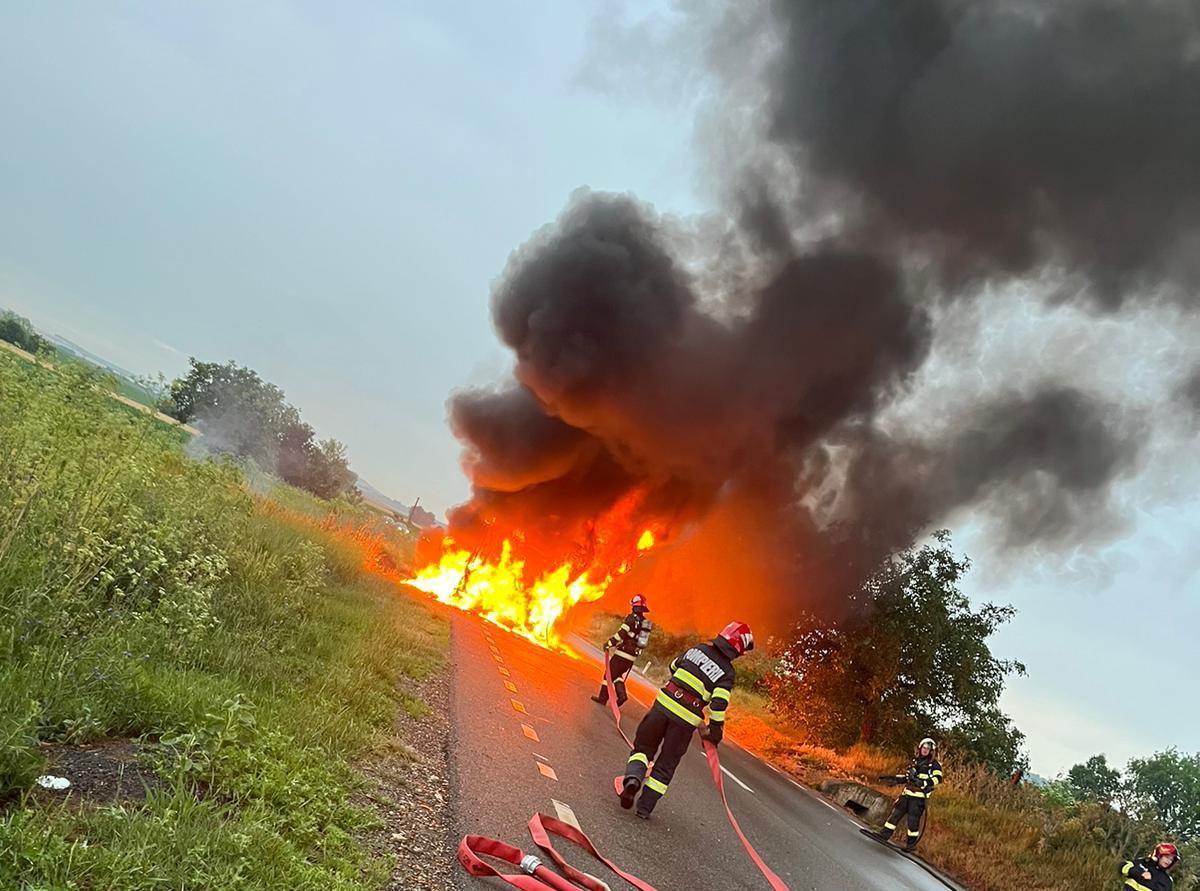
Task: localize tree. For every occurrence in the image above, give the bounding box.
[0,311,49,354]
[302,438,357,501]
[1067,754,1123,803]
[1127,749,1200,842]
[166,358,357,500]
[766,531,1027,765]
[944,704,1029,776]
[166,359,295,468]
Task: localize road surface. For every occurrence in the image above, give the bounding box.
[447,611,959,890]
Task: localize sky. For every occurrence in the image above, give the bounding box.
[1,1,1195,777]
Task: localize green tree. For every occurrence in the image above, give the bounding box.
[166,359,356,500]
[1067,753,1123,803]
[1127,749,1200,842]
[0,311,49,354]
[766,531,1026,766]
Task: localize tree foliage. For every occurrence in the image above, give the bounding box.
[0,311,49,355]
[1067,753,1123,803]
[765,531,1027,771]
[1127,749,1200,843]
[166,359,356,500]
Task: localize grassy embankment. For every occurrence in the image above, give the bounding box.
[585,613,1195,891]
[0,349,446,890]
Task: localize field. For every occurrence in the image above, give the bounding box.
[0,349,446,890]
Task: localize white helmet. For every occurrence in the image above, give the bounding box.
[918,737,937,752]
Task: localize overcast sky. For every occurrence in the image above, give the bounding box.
[1,1,1195,777]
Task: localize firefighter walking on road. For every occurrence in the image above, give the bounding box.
[1120,842,1180,891]
[873,737,944,851]
[591,595,652,707]
[618,621,754,819]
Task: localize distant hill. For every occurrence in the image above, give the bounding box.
[43,331,141,381]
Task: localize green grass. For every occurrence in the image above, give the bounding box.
[0,350,448,890]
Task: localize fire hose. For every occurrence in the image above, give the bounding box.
[602,654,791,891]
[458,812,660,891]
[452,651,791,890]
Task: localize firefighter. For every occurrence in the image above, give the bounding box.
[873,737,944,851]
[1120,842,1180,891]
[591,595,652,707]
[619,621,754,819]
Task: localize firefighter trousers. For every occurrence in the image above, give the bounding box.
[595,653,636,705]
[624,703,694,815]
[883,794,926,846]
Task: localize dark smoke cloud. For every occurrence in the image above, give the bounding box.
[1179,364,1200,417]
[766,0,1200,304]
[436,0,1194,628]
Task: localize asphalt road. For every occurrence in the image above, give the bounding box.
[447,612,959,891]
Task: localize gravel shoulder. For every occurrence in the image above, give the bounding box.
[356,620,462,891]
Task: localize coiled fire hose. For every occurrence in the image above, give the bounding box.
[602,654,791,891]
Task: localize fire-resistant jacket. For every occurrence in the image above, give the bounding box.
[656,638,737,731]
[604,611,649,662]
[1120,857,1174,891]
[901,753,944,799]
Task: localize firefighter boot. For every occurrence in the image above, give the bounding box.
[875,824,894,842]
[591,684,609,705]
[619,777,640,810]
[904,835,919,852]
[614,679,628,707]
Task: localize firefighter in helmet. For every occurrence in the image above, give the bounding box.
[619,621,753,819]
[591,595,652,707]
[873,737,944,850]
[1120,842,1180,891]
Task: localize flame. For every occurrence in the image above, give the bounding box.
[402,530,656,651]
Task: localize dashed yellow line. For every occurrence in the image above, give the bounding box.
[521,723,540,742]
[503,680,518,693]
[511,699,527,715]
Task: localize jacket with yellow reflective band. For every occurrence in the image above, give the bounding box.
[605,611,649,661]
[901,753,944,798]
[1120,857,1174,891]
[654,639,736,730]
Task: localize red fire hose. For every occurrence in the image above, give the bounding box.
[458,813,660,891]
[604,654,791,891]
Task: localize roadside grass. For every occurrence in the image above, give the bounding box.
[0,349,448,890]
[581,612,1195,891]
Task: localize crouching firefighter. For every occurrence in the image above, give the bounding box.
[1120,842,1180,891]
[873,737,944,851]
[591,595,652,707]
[619,621,754,819]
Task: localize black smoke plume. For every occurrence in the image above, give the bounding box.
[437,0,1197,630]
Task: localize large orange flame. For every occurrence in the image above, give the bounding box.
[402,530,655,651]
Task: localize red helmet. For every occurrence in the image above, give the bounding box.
[718,621,754,656]
[1154,843,1179,865]
[631,594,648,611]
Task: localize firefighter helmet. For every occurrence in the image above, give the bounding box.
[718,621,754,656]
[918,737,937,753]
[631,594,649,612]
[1154,843,1180,866]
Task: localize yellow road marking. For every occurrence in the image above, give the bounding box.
[511,699,527,714]
[537,762,558,781]
[552,799,581,830]
[522,723,540,742]
[504,681,518,693]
